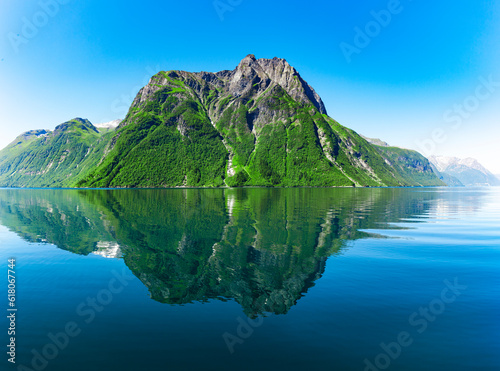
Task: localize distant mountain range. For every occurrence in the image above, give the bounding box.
[0,55,468,188]
[429,156,500,187]
[362,137,498,188]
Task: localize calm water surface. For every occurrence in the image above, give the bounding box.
[0,187,499,371]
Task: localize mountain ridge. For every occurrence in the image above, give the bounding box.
[0,118,114,188]
[429,155,499,186]
[0,55,445,189]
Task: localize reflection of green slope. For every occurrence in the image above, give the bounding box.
[84,189,230,307]
[0,188,438,315]
[0,190,115,255]
[82,188,439,316]
[89,189,353,315]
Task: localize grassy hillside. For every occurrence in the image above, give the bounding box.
[373,145,446,186]
[0,118,114,188]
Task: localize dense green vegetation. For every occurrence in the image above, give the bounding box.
[0,118,113,188]
[0,56,445,188]
[76,86,227,188]
[373,146,446,186]
[0,189,115,255]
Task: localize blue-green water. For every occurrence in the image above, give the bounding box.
[0,187,499,371]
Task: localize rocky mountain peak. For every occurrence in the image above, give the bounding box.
[131,55,328,120]
[228,54,270,97]
[229,55,327,114]
[239,53,257,64]
[259,56,326,115]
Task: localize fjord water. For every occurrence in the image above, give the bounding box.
[0,188,498,371]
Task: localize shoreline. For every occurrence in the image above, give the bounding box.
[0,185,453,191]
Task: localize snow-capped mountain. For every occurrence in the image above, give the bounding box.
[429,156,500,186]
[94,119,121,131]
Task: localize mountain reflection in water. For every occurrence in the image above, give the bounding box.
[0,188,446,316]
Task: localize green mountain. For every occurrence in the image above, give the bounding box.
[361,136,446,186]
[0,55,445,188]
[372,145,447,187]
[0,118,114,188]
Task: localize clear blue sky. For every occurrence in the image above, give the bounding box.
[1,0,499,172]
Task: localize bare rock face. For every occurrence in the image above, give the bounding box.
[129,54,327,123]
[256,56,327,114]
[227,54,269,97]
[222,54,327,114]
